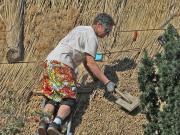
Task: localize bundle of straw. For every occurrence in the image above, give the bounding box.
[0,0,24,63]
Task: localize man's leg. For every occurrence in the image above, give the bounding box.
[47,98,76,135]
[44,103,55,115]
[57,104,71,120]
[38,100,56,135]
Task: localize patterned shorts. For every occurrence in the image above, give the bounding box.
[41,60,77,102]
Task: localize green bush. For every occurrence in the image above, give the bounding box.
[138,24,180,135]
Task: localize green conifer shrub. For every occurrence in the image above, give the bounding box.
[138,24,180,135]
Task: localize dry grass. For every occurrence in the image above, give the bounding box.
[0,0,20,31]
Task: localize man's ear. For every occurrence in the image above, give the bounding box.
[97,22,104,28]
[95,22,103,33]
[96,22,101,26]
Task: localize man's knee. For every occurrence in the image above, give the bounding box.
[59,104,71,111]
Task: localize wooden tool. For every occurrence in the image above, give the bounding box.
[114,90,139,112]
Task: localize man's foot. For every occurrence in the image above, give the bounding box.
[47,122,62,135]
[37,121,48,135]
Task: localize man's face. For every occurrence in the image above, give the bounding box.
[96,23,113,38]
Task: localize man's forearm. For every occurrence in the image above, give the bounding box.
[84,62,95,78]
[86,62,109,84]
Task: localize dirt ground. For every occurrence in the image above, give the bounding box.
[1,0,180,135]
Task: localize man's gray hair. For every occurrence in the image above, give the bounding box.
[93,13,115,26]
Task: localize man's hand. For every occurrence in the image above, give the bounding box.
[106,81,116,93]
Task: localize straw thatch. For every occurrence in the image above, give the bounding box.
[0,0,25,63]
[0,0,180,134]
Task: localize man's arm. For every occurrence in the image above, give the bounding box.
[84,53,109,85]
[83,59,99,82]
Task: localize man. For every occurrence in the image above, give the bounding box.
[38,12,116,135]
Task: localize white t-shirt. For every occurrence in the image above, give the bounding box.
[46,26,98,70]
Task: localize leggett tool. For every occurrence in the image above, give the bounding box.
[114,89,139,112]
[95,50,140,112]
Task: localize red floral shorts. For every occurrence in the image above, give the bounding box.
[41,60,77,102]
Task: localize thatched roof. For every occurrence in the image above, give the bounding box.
[0,0,179,134]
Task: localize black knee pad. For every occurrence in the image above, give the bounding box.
[45,98,59,108]
[61,98,77,110]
